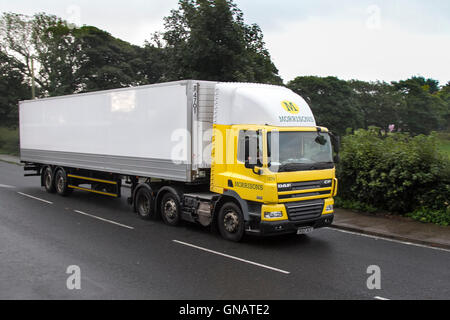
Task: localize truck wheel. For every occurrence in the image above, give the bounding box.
[42,167,56,193]
[135,188,155,220]
[160,192,181,226]
[217,202,244,242]
[55,169,72,196]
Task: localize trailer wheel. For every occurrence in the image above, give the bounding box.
[217,202,244,242]
[55,169,72,196]
[160,192,181,226]
[135,188,155,220]
[42,166,56,193]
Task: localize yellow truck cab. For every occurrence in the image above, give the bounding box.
[208,83,338,240]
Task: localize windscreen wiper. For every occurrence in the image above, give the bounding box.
[277,163,310,172]
[307,162,334,170]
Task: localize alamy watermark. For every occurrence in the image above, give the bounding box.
[366,5,382,30]
[65,5,82,29]
[66,265,81,290]
[366,265,381,290]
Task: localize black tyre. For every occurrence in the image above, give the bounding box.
[55,169,72,196]
[42,166,56,193]
[217,202,245,242]
[135,188,155,220]
[160,192,181,226]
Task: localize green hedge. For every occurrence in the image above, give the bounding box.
[337,128,450,224]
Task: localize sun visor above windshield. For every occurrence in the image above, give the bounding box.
[213,83,316,127]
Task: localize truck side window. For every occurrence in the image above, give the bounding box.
[237,130,262,166]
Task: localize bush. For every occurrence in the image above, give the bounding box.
[407,208,450,226]
[337,128,450,217]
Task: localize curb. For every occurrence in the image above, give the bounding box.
[329,223,450,251]
[0,157,22,166]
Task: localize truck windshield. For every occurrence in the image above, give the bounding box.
[267,131,334,172]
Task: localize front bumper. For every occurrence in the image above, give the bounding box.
[246,214,334,236]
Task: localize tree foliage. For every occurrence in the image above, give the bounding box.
[348,80,405,131]
[0,12,64,92]
[0,12,149,98]
[0,50,30,127]
[154,0,282,84]
[392,77,447,134]
[288,76,449,136]
[71,26,147,92]
[287,76,363,136]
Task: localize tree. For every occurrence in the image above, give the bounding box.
[0,13,151,96]
[0,50,30,127]
[36,21,81,96]
[154,0,282,84]
[72,26,148,92]
[287,76,363,135]
[142,34,167,84]
[348,80,405,131]
[407,76,440,94]
[392,77,445,134]
[0,12,64,96]
[437,81,450,130]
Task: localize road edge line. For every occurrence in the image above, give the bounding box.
[73,210,134,230]
[17,192,53,204]
[327,225,450,252]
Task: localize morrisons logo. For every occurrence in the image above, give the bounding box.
[234,181,263,190]
[279,115,315,123]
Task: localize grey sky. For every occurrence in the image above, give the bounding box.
[1,0,449,84]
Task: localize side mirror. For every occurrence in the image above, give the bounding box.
[315,135,327,145]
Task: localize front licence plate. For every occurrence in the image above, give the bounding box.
[297,226,314,235]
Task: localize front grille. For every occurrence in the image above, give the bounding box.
[279,190,330,199]
[285,199,324,222]
[278,179,332,192]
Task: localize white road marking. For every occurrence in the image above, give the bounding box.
[172,240,290,274]
[325,227,450,253]
[374,296,390,300]
[73,210,134,230]
[0,184,15,188]
[17,192,53,204]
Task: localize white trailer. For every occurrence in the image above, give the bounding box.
[20,80,217,182]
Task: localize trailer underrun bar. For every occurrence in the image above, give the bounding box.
[67,174,120,198]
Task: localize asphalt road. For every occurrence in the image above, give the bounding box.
[0,161,449,300]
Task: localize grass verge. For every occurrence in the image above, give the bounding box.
[0,127,19,156]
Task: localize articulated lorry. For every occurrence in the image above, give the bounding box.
[19,80,338,241]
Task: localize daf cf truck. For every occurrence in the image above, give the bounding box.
[19,80,338,241]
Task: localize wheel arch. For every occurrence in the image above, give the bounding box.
[155,185,184,214]
[213,190,249,222]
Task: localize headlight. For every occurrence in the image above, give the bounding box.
[264,211,283,219]
[325,205,334,212]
